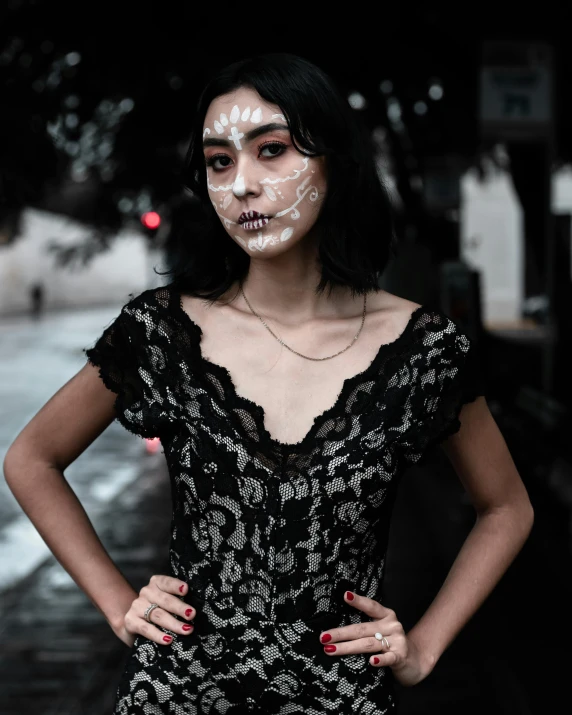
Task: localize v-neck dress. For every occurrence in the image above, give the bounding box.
[84,284,485,715]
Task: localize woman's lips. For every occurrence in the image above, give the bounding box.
[238,210,271,230]
[241,217,270,230]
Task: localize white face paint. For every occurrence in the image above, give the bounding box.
[203,86,327,255]
[208,104,264,151]
[232,173,246,197]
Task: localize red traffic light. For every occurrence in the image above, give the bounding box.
[141,211,161,230]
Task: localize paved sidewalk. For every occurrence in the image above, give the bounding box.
[0,305,149,592]
[0,304,174,713]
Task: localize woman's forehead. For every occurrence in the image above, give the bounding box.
[203,87,281,128]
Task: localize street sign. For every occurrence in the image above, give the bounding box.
[480,42,553,140]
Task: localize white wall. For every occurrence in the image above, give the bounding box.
[0,208,153,315]
[461,163,572,325]
[460,165,524,323]
[552,165,572,214]
[551,166,572,284]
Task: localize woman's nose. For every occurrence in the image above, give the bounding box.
[231,159,260,198]
[232,173,247,197]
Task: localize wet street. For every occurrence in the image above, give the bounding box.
[0,305,172,713]
[0,449,171,715]
[0,306,151,592]
[1,308,572,713]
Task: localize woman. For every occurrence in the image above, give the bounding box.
[3,53,533,714]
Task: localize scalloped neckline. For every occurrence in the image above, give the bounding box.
[168,286,424,451]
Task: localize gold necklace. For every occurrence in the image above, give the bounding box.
[239,283,367,361]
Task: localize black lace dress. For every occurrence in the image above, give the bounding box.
[84,284,485,715]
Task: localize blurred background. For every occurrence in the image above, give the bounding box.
[1,2,572,713]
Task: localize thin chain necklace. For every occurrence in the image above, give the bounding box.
[239,283,367,361]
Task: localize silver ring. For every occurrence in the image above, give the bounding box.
[144,603,160,623]
[382,636,390,650]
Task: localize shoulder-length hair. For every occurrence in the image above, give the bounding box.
[162,52,397,300]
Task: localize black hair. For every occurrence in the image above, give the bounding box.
[161,53,397,300]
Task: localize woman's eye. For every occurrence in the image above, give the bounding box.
[259,142,286,158]
[206,154,233,171]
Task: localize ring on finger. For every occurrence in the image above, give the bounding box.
[374,632,390,650]
[144,603,160,623]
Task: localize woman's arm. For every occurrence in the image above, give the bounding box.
[2,363,139,632]
[405,395,534,674]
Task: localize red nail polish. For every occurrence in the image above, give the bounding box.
[182,624,192,631]
[185,608,193,618]
[373,656,380,665]
[179,585,185,593]
[324,645,337,653]
[320,633,332,643]
[163,635,172,643]
[345,591,355,601]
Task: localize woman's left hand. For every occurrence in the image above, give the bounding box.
[319,590,433,687]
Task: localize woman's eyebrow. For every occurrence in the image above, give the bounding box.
[203,122,289,148]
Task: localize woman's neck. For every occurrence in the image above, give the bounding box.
[215,236,371,325]
[221,274,363,328]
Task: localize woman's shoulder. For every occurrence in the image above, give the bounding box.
[368,289,418,317]
[369,290,424,341]
[373,290,474,363]
[85,286,172,354]
[120,284,173,314]
[109,284,182,334]
[378,292,463,338]
[86,285,181,358]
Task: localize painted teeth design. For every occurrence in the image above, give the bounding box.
[241,217,270,230]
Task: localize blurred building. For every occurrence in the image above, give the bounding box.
[0,208,152,315]
[460,161,523,324]
[461,162,572,326]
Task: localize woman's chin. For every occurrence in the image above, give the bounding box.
[231,225,297,254]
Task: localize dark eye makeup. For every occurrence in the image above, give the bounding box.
[205,141,288,171]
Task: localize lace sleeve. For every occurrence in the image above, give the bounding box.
[84,299,162,440]
[401,317,486,466]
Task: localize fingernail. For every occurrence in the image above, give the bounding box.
[345,591,355,601]
[163,635,172,643]
[373,656,380,665]
[185,608,194,618]
[179,585,185,593]
[324,645,337,653]
[182,624,193,632]
[320,633,332,644]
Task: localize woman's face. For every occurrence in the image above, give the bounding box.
[203,86,327,255]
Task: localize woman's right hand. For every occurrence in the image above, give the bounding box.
[114,574,196,648]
